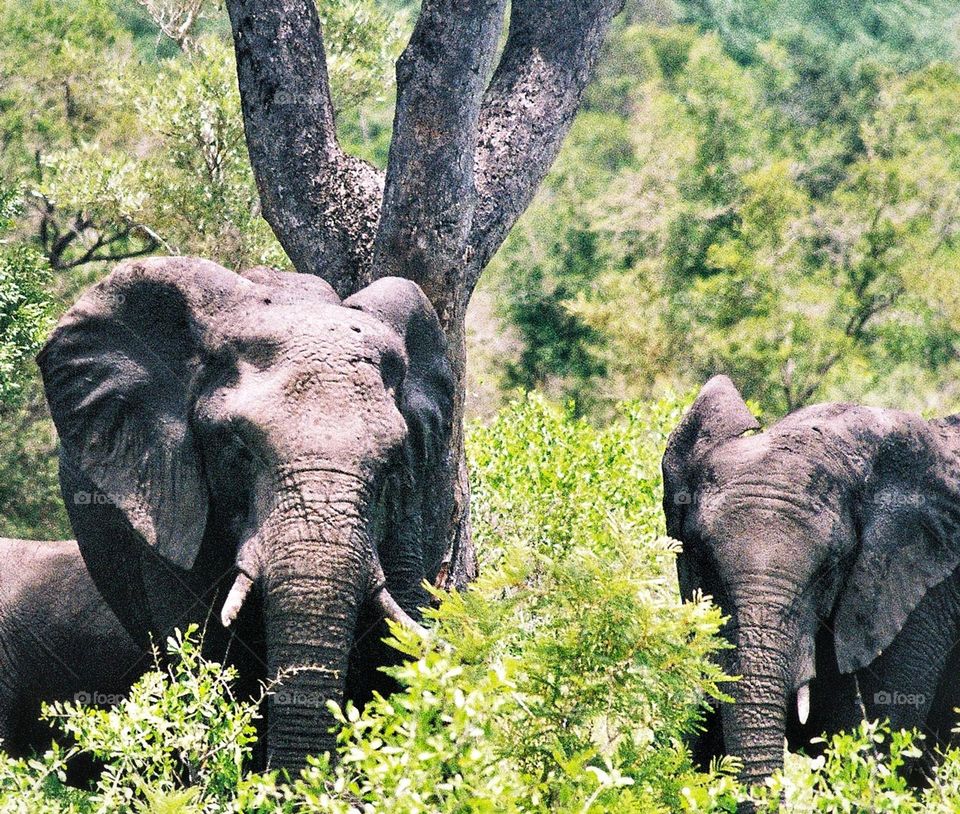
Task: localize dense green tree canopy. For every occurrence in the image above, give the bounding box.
[491,0,960,418]
[2,1,960,809]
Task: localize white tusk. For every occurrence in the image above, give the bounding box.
[797,684,810,725]
[220,571,254,628]
[373,586,428,639]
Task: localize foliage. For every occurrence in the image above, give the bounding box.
[676,0,959,71]
[43,35,287,270]
[0,186,54,405]
[6,401,960,810]
[0,0,139,183]
[489,4,960,420]
[0,398,741,813]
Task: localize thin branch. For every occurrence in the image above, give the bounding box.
[138,0,206,51]
[53,227,161,270]
[223,0,384,297]
[35,202,164,271]
[371,0,507,326]
[467,0,626,286]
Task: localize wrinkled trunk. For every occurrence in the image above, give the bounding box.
[260,476,371,774]
[721,622,791,803]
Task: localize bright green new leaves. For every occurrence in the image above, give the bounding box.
[0,397,739,814]
[0,187,53,406]
[6,399,960,810]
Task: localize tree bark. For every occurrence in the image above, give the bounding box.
[468,0,628,285]
[224,0,626,585]
[224,0,383,297]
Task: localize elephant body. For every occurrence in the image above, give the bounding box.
[662,375,960,787]
[0,537,148,756]
[38,257,466,772]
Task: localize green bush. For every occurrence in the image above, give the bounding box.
[0,186,54,406]
[0,397,738,812]
[5,397,960,812]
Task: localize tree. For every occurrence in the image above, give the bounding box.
[222,0,626,583]
[0,0,164,272]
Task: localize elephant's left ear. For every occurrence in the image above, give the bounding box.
[344,278,453,467]
[834,416,960,674]
[344,278,456,581]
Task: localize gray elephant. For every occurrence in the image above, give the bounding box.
[0,537,148,756]
[37,256,466,772]
[662,375,960,789]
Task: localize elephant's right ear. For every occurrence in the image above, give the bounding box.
[38,257,247,570]
[662,375,759,539]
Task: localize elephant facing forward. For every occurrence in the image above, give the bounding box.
[662,375,960,789]
[38,257,468,772]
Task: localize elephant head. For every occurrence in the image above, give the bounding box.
[662,375,960,787]
[38,257,459,771]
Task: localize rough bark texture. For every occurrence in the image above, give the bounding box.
[468,0,628,285]
[372,0,507,314]
[224,0,383,297]
[224,0,626,586]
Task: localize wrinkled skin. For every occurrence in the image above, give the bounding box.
[38,257,460,773]
[662,375,960,794]
[0,538,148,758]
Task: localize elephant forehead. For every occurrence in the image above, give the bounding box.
[211,301,406,364]
[699,435,845,521]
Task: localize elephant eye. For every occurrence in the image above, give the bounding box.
[204,422,257,476]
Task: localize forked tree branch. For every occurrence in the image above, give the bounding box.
[222,0,624,592]
[371,0,507,326]
[225,0,622,306]
[468,0,626,287]
[224,0,384,297]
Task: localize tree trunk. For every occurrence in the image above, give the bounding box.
[224,0,627,584]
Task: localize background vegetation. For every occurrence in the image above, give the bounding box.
[2,0,960,810]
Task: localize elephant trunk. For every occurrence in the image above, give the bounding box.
[258,473,374,774]
[721,620,792,802]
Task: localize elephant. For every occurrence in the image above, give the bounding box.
[37,256,466,773]
[662,374,960,790]
[0,537,148,757]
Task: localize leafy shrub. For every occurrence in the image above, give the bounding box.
[0,186,54,406]
[0,396,738,812]
[9,397,960,812]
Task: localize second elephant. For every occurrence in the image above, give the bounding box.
[0,537,147,757]
[662,375,960,788]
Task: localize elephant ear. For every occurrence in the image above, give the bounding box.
[662,375,759,537]
[38,257,249,570]
[834,415,960,674]
[344,277,456,585]
[662,375,759,599]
